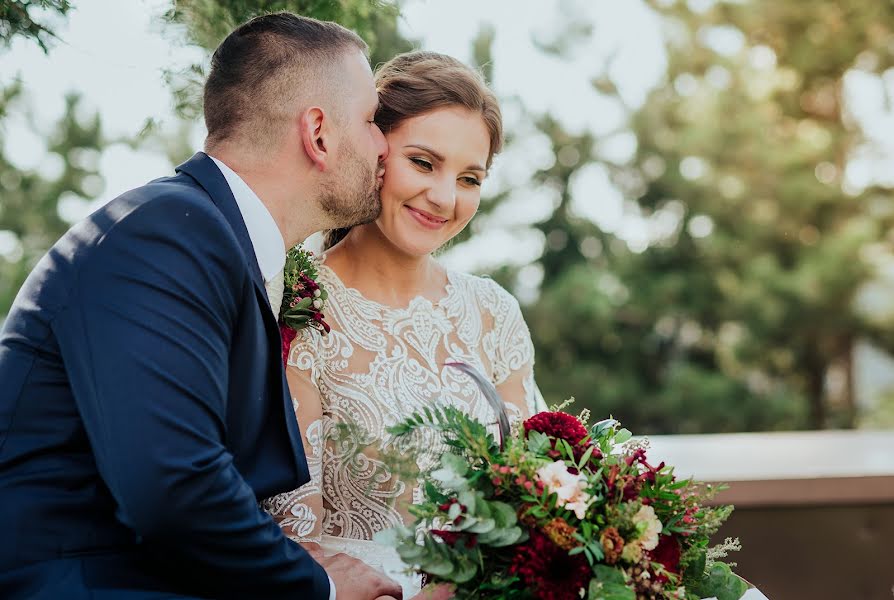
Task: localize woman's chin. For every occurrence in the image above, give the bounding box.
[391,234,441,257]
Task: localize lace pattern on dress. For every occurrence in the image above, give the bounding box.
[264,261,542,547]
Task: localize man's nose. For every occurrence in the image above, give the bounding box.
[374,124,389,162]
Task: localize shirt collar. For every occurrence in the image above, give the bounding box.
[209,155,285,283]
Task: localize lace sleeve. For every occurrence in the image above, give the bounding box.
[484,280,545,419]
[260,329,326,543]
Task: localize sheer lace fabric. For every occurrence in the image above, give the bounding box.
[262,260,542,595]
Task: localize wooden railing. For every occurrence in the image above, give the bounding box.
[644,429,894,600]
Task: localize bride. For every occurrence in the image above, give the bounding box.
[263,50,544,597]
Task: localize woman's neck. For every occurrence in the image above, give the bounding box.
[325,224,447,307]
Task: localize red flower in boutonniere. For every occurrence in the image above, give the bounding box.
[278,245,330,366]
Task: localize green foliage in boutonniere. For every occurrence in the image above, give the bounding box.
[278,245,330,366]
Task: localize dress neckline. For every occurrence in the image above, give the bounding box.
[317,254,457,313]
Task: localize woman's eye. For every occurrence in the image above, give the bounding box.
[410,157,433,170]
[461,176,482,187]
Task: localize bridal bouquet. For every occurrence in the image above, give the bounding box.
[377,366,748,600]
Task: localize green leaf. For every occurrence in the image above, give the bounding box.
[691,563,749,600]
[614,429,632,444]
[588,574,635,600]
[479,525,524,547]
[490,501,517,527]
[689,548,707,577]
[451,558,479,584]
[466,518,496,534]
[458,490,477,513]
[578,444,596,469]
[372,528,399,547]
[447,502,463,522]
[441,453,469,475]
[559,438,575,460]
[527,430,551,454]
[593,564,626,585]
[422,558,455,578]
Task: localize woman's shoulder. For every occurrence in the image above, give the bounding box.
[447,270,522,313]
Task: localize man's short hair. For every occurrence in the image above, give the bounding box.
[203,12,367,150]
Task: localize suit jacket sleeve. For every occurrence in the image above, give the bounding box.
[52,191,330,599]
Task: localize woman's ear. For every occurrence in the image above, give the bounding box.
[298,107,329,171]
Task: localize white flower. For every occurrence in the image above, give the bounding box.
[536,460,593,518]
[536,460,575,490]
[564,497,592,520]
[632,504,662,550]
[313,298,323,310]
[314,289,322,298]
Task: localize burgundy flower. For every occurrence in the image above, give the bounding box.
[648,534,682,581]
[523,412,601,463]
[509,529,591,600]
[431,529,477,549]
[279,324,298,366]
[524,412,588,445]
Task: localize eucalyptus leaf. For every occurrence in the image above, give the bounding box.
[587,580,635,600]
[441,453,469,475]
[466,518,495,534]
[490,501,517,527]
[614,428,632,444]
[458,490,477,513]
[447,502,463,522]
[692,563,749,600]
[421,558,455,578]
[452,559,479,584]
[593,564,626,585]
[372,528,399,547]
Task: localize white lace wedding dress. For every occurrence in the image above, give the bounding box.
[262,258,544,597]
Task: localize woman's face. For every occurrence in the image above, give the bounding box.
[373,106,491,257]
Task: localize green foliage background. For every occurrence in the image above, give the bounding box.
[3,0,894,433]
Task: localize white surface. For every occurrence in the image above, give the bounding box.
[644,429,894,481]
[704,587,770,600]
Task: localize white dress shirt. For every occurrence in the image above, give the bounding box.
[209,156,286,313]
[209,156,337,600]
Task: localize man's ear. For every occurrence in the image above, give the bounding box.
[298,107,330,171]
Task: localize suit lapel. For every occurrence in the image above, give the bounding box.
[174,153,305,470]
[175,152,272,315]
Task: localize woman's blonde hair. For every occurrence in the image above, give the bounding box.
[323,50,503,249]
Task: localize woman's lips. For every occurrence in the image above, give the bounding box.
[405,206,448,230]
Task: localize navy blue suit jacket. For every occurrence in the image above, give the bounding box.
[0,153,329,599]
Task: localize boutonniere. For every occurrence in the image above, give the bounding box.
[278,245,330,366]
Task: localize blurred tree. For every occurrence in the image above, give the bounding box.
[515,0,894,431]
[623,0,894,429]
[0,0,71,52]
[162,0,414,119]
[0,0,413,318]
[0,89,106,315]
[1,1,104,318]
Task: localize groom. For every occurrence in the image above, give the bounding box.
[0,13,399,600]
